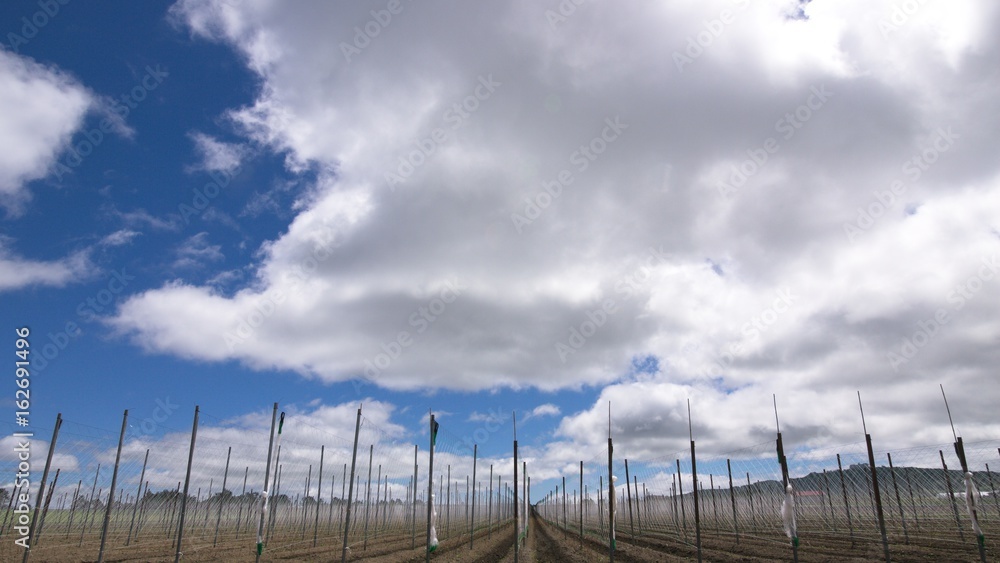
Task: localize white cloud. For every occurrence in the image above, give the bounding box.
[187,131,248,174]
[0,49,93,215]
[117,208,183,232]
[526,404,560,421]
[0,238,93,292]
[173,232,225,269]
[100,229,141,247]
[107,1,1000,449]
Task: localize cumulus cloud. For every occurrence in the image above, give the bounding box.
[106,0,1000,450]
[0,49,93,215]
[0,237,93,292]
[525,403,561,421]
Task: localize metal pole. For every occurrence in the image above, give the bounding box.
[709,475,716,534]
[987,464,1000,522]
[471,444,477,549]
[255,404,279,563]
[328,469,336,533]
[425,413,436,563]
[314,445,324,547]
[33,468,60,546]
[488,464,493,539]
[677,459,687,533]
[823,469,836,531]
[363,445,373,550]
[0,483,15,538]
[863,433,890,562]
[302,467,311,539]
[173,406,199,563]
[564,476,568,536]
[940,450,964,540]
[634,475,641,535]
[126,449,149,546]
[98,410,129,563]
[411,446,417,549]
[624,459,634,538]
[447,465,451,539]
[514,434,519,563]
[22,412,61,563]
[66,479,82,538]
[213,447,231,547]
[837,454,854,545]
[691,439,702,563]
[236,467,248,540]
[371,467,380,541]
[341,463,347,534]
[606,401,613,562]
[342,407,362,563]
[887,453,908,545]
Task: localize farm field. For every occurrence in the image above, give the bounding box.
[2,405,997,561]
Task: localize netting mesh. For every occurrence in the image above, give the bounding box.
[0,408,517,561]
[3,408,997,561]
[536,436,1000,559]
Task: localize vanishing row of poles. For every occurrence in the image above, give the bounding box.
[11,404,527,563]
[534,389,991,563]
[11,387,992,563]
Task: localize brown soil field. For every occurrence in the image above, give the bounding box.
[3,511,996,561]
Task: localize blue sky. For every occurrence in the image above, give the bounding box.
[0,0,582,479]
[3,0,1000,501]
